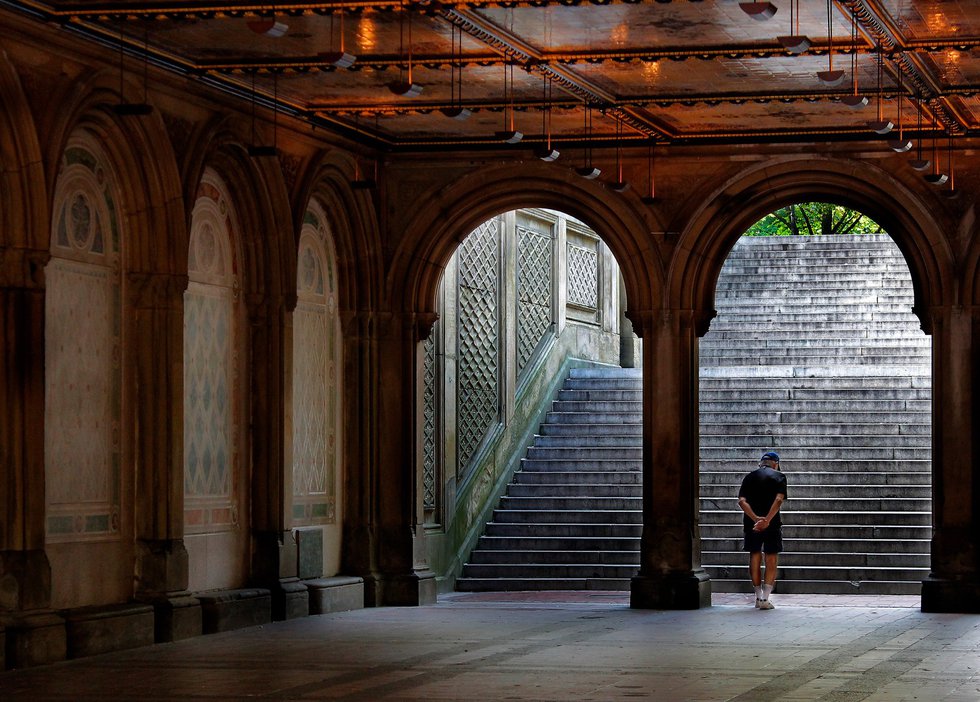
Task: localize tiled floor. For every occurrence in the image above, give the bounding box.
[1,592,978,701]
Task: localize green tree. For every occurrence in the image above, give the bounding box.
[745,202,885,237]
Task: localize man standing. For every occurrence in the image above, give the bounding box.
[737,451,787,610]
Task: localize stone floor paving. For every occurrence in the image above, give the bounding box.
[1,592,978,701]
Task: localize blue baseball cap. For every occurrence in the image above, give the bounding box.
[761,451,780,462]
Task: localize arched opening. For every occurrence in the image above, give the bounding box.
[417,207,640,590]
[698,201,932,597]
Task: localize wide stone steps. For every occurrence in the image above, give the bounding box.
[700,234,931,595]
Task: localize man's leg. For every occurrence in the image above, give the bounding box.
[749,551,763,606]
[759,552,778,609]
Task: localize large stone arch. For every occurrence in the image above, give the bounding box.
[389,162,664,322]
[670,156,953,326]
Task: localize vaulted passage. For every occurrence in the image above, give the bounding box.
[699,232,931,595]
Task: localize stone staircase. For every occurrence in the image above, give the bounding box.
[700,234,932,594]
[457,234,931,594]
[456,366,641,591]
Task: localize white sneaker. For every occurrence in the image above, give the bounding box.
[755,598,763,608]
[759,599,775,610]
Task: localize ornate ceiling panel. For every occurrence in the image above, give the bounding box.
[5,0,978,149]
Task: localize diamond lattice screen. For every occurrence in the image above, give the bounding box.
[567,242,599,310]
[45,145,122,542]
[184,174,239,532]
[422,327,437,512]
[516,225,554,375]
[457,218,500,474]
[291,208,338,525]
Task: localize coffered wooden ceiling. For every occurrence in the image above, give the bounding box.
[6,0,980,150]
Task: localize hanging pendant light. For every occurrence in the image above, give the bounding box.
[739,1,777,21]
[641,140,657,205]
[495,60,522,143]
[608,116,629,193]
[440,24,470,120]
[943,133,958,198]
[924,129,948,185]
[777,0,810,54]
[534,76,560,161]
[113,20,154,116]
[888,65,912,152]
[840,13,867,107]
[868,44,893,134]
[909,93,931,171]
[319,11,356,69]
[388,1,422,97]
[817,0,845,87]
[575,102,601,179]
[248,71,279,157]
[248,6,288,38]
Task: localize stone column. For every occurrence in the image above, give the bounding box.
[630,308,712,609]
[0,246,67,665]
[372,311,437,606]
[127,271,200,641]
[246,294,303,618]
[921,305,980,612]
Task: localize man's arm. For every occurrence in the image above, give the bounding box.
[737,496,760,522]
[752,494,785,532]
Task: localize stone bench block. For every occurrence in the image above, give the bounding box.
[305,576,364,615]
[276,579,310,621]
[64,602,155,659]
[146,594,202,642]
[1,611,66,668]
[196,588,271,634]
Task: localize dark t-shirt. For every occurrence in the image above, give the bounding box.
[738,466,788,530]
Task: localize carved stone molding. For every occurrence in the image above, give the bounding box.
[625,308,715,338]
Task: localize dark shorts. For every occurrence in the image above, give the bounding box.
[743,526,783,554]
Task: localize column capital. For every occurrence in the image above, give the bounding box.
[625,308,716,338]
[126,271,188,309]
[0,246,49,290]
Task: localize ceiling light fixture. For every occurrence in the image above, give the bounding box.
[388,1,422,97]
[943,133,958,198]
[868,44,893,134]
[817,0,845,87]
[495,59,522,143]
[641,140,656,205]
[840,13,867,107]
[534,75,560,161]
[247,6,288,38]
[777,0,810,54]
[608,115,629,193]
[923,129,948,185]
[909,93,930,171]
[318,11,356,69]
[247,71,279,158]
[440,23,471,120]
[888,65,912,152]
[739,1,777,21]
[113,20,154,116]
[575,102,601,179]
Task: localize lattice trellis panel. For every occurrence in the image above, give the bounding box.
[517,226,553,375]
[291,218,338,526]
[567,242,599,309]
[45,144,122,543]
[457,218,500,473]
[422,327,437,512]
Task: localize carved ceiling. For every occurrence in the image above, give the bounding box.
[7,0,980,150]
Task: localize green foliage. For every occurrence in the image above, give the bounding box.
[744,202,885,237]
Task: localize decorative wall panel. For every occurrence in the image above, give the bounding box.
[184,171,241,533]
[45,144,122,542]
[457,218,500,474]
[567,242,599,310]
[516,225,553,375]
[291,203,339,525]
[422,328,437,512]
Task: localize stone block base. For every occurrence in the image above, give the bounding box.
[145,594,202,642]
[0,622,5,670]
[64,602,155,659]
[1,611,66,668]
[196,588,271,634]
[631,570,712,610]
[274,579,310,621]
[921,577,980,613]
[306,576,364,614]
[381,571,437,606]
